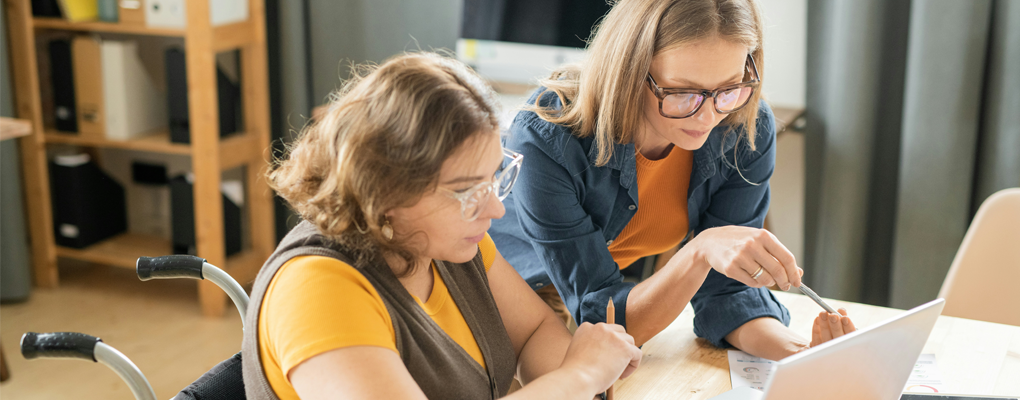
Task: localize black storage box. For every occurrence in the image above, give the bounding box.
[49,154,127,248]
[165,48,240,144]
[170,175,242,257]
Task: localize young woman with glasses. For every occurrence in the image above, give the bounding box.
[243,53,641,399]
[489,0,856,361]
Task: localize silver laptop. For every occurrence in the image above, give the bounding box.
[712,298,946,400]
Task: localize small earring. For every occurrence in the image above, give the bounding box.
[381,218,394,240]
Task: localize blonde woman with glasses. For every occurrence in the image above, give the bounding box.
[240,52,641,399]
[489,0,856,361]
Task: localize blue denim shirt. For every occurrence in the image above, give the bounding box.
[489,89,791,348]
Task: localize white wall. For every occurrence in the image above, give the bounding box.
[760,0,807,108]
[759,0,807,264]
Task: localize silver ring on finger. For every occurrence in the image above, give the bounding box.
[751,266,765,280]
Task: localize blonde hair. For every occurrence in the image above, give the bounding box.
[269,52,501,274]
[532,0,765,166]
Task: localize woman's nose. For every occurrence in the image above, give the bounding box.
[693,99,721,125]
[480,189,506,220]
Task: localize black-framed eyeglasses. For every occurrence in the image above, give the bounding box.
[646,54,761,119]
[437,148,523,222]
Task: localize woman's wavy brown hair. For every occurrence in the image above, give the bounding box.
[269,52,501,274]
[532,0,766,166]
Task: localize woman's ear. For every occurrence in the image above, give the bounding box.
[383,207,402,224]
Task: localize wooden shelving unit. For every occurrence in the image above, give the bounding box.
[53,232,263,282]
[5,0,276,317]
[32,16,185,36]
[43,129,193,154]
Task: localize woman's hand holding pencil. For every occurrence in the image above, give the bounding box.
[557,298,642,396]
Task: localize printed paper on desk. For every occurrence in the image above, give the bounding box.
[728,350,777,391]
[903,354,951,393]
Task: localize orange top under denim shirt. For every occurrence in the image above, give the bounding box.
[257,234,498,400]
[608,146,693,269]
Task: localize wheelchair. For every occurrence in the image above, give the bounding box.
[21,255,249,399]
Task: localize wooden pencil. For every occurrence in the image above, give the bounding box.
[607,298,615,324]
[607,298,615,400]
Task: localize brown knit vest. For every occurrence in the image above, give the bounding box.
[241,221,517,399]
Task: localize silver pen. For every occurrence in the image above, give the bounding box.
[798,284,838,314]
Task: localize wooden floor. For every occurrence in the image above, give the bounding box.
[0,260,243,399]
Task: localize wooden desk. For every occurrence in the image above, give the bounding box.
[0,117,33,141]
[616,291,1020,399]
[770,106,806,135]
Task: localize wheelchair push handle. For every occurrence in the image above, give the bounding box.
[136,255,251,328]
[21,332,101,362]
[137,255,206,280]
[21,332,159,400]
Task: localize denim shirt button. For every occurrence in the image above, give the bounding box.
[628,204,636,210]
[535,282,544,287]
[606,239,614,246]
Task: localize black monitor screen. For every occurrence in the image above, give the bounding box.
[461,0,613,48]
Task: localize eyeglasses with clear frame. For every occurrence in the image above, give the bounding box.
[438,148,524,222]
[646,54,761,119]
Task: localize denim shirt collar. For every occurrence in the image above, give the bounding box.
[589,127,742,190]
[590,141,638,189]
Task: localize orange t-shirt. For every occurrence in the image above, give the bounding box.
[257,234,499,400]
[608,146,693,269]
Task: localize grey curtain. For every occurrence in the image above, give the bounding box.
[804,0,1020,309]
[1,1,35,301]
[267,0,316,240]
[306,0,463,102]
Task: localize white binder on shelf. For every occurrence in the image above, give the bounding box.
[100,40,167,141]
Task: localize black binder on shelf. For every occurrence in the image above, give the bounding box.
[165,48,240,144]
[49,155,128,248]
[49,39,78,133]
[170,175,242,257]
[31,0,62,17]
